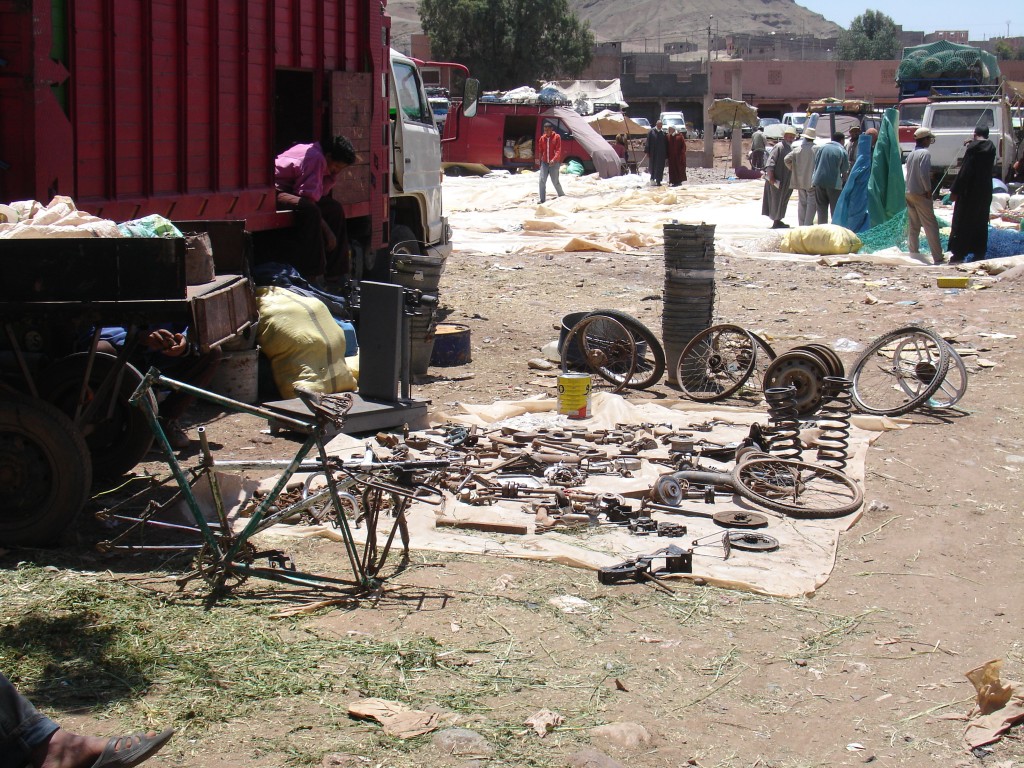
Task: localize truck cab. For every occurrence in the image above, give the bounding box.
[389,49,450,259]
[921,98,1016,187]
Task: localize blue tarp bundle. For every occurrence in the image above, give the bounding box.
[833,132,873,233]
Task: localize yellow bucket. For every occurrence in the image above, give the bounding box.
[557,373,592,419]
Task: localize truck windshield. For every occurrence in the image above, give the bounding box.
[899,104,926,125]
[930,107,994,130]
[393,61,433,125]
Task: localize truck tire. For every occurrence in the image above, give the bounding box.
[0,395,92,547]
[40,353,156,479]
[390,225,422,257]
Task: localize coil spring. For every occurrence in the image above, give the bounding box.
[816,376,853,470]
[765,385,801,460]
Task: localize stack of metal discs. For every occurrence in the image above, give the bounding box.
[661,222,716,384]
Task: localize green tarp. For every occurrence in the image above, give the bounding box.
[867,108,906,229]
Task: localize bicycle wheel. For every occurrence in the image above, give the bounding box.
[584,309,666,389]
[732,457,863,518]
[850,327,950,416]
[560,315,635,393]
[921,342,967,409]
[676,324,757,402]
[741,331,778,399]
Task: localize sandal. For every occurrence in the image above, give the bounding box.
[91,728,174,768]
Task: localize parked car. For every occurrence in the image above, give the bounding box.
[659,111,688,137]
[632,116,651,129]
[782,112,808,134]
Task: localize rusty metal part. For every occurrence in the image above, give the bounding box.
[657,522,687,537]
[597,544,693,585]
[544,464,587,487]
[712,510,770,529]
[651,474,685,506]
[765,385,802,460]
[816,377,853,471]
[764,350,829,416]
[725,531,779,552]
[628,516,658,534]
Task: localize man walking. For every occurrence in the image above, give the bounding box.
[762,126,797,229]
[811,131,850,224]
[784,125,818,226]
[536,122,565,204]
[948,126,996,263]
[904,127,944,264]
[750,125,767,171]
[645,120,669,185]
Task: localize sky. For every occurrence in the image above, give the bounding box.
[797,1,1015,42]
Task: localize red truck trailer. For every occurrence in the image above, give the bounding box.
[0,0,454,268]
[441,102,621,178]
[0,0,453,546]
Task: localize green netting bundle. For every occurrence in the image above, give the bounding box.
[859,209,951,254]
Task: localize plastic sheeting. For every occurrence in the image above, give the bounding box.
[867,108,906,228]
[833,132,873,233]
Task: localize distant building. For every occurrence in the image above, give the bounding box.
[925,30,969,44]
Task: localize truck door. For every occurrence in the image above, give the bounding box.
[391,58,444,244]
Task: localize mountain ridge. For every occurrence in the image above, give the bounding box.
[388,0,843,51]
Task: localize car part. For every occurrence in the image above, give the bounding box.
[712,510,769,529]
[816,377,853,470]
[850,326,950,416]
[725,531,779,552]
[765,385,801,460]
[676,324,757,402]
[763,349,830,416]
[732,457,863,518]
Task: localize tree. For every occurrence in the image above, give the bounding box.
[836,10,901,60]
[419,0,594,90]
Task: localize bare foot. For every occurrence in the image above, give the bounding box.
[34,728,106,768]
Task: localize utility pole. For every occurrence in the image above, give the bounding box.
[707,16,713,72]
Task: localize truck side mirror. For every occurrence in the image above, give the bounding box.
[463,78,480,119]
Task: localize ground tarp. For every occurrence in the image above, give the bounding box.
[247,392,899,598]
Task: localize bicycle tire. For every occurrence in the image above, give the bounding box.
[743,331,778,398]
[676,324,757,402]
[732,457,863,518]
[560,315,635,393]
[584,309,666,389]
[921,342,967,409]
[850,326,950,416]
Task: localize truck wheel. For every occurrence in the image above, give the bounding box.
[390,225,423,257]
[0,395,92,547]
[40,353,156,479]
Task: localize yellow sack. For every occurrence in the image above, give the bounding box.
[255,286,356,399]
[780,224,862,255]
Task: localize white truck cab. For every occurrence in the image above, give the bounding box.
[389,49,450,257]
[920,98,1016,186]
[782,112,807,134]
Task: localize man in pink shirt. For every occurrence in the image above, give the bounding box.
[274,136,356,282]
[535,122,565,203]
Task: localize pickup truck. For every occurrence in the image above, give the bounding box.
[918,99,1016,188]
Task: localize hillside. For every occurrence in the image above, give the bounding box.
[388,0,843,50]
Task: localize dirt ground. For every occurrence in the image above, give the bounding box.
[5,154,1024,768]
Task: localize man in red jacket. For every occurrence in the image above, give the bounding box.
[536,122,565,203]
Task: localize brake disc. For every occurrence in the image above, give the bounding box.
[712,510,769,529]
[764,350,829,416]
[726,531,779,552]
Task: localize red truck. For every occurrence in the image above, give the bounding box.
[0,0,455,545]
[441,102,621,178]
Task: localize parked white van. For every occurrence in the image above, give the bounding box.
[782,112,808,134]
[920,99,1016,187]
[659,111,688,137]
